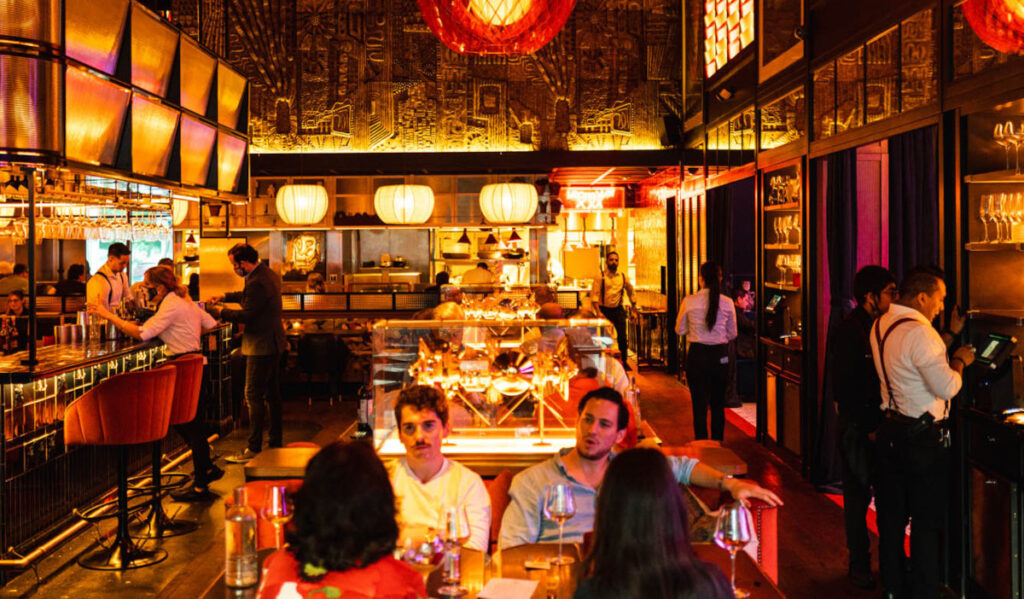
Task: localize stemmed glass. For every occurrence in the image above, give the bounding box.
[1009,122,1024,175]
[437,505,471,597]
[775,255,787,285]
[980,194,992,243]
[772,218,782,244]
[1013,193,1024,242]
[398,529,443,587]
[995,123,1012,171]
[715,502,753,599]
[544,483,577,566]
[261,485,292,550]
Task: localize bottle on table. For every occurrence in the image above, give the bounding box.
[225,485,259,588]
[625,375,642,436]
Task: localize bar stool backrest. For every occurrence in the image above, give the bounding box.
[167,354,204,426]
[64,365,177,446]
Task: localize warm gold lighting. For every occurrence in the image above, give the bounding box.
[479,183,538,224]
[172,198,190,226]
[373,184,435,224]
[468,0,532,26]
[276,184,329,225]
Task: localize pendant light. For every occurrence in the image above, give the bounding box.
[276,184,329,225]
[373,184,435,224]
[479,182,538,224]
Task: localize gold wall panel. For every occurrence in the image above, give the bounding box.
[132,95,180,177]
[180,115,217,185]
[0,55,61,153]
[217,131,247,192]
[65,0,130,74]
[0,0,60,44]
[64,67,131,166]
[131,4,180,98]
[217,62,247,130]
[631,207,667,290]
[180,37,217,115]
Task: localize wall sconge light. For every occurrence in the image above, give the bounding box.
[715,87,735,102]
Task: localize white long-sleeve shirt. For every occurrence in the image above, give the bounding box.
[869,303,961,421]
[139,292,218,355]
[86,264,133,311]
[389,457,491,551]
[675,289,738,345]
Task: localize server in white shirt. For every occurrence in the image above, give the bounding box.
[675,262,738,441]
[868,266,974,599]
[590,251,636,369]
[88,265,225,500]
[86,242,134,312]
[388,385,491,552]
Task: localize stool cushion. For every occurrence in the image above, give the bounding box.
[168,354,204,426]
[64,365,177,446]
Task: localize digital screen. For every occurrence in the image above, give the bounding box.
[981,339,1000,359]
[974,333,1016,369]
[766,294,783,312]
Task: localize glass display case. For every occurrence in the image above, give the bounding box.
[371,318,614,471]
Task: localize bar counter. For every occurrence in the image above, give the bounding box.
[0,324,234,566]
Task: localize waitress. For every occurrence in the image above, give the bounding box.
[88,265,224,501]
[675,261,738,441]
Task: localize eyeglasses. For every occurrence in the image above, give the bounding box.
[882,288,899,297]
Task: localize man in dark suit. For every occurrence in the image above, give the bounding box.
[208,243,286,462]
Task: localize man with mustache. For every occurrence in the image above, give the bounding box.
[389,385,491,551]
[499,387,783,549]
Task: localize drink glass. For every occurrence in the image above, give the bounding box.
[261,485,292,550]
[437,505,471,597]
[543,483,576,566]
[715,502,753,599]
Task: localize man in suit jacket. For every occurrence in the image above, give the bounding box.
[208,243,286,462]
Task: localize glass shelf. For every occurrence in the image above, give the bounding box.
[964,170,1024,184]
[965,241,1024,251]
[967,309,1024,325]
[765,282,801,292]
[764,202,800,211]
[764,243,801,250]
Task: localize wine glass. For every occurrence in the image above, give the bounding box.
[1000,193,1013,242]
[1014,193,1024,242]
[995,123,1011,171]
[437,505,471,597]
[775,254,786,285]
[397,529,443,586]
[772,218,781,244]
[715,502,753,599]
[980,194,991,243]
[543,483,577,566]
[261,485,292,550]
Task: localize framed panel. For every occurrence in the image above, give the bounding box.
[812,62,835,140]
[180,115,216,185]
[759,87,805,150]
[64,66,131,166]
[130,4,179,98]
[0,55,62,155]
[64,0,130,74]
[865,27,898,124]
[179,37,217,116]
[282,231,326,282]
[758,0,803,82]
[217,63,247,130]
[216,131,247,192]
[901,8,937,111]
[704,0,755,78]
[131,94,180,177]
[1,0,60,44]
[836,46,864,135]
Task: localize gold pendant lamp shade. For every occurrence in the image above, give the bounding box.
[374,184,435,224]
[479,183,538,224]
[276,184,329,225]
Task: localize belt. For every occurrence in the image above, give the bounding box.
[884,410,948,427]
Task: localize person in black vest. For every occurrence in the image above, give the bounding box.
[86,243,134,311]
[830,265,895,590]
[590,251,636,370]
[207,244,286,462]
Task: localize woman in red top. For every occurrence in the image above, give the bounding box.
[257,441,426,599]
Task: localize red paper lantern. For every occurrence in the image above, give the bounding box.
[417,0,578,55]
[964,0,1024,54]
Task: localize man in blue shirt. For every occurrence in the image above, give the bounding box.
[498,387,783,549]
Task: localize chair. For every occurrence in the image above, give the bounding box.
[131,354,205,539]
[224,479,304,550]
[484,469,514,554]
[64,365,177,570]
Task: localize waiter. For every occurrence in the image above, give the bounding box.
[86,242,133,312]
[590,251,635,370]
[869,266,974,599]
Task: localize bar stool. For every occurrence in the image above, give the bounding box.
[64,365,177,570]
[132,354,205,539]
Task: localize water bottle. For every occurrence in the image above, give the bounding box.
[225,485,259,588]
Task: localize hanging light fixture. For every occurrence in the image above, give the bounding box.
[479,182,538,224]
[373,184,435,224]
[171,198,190,226]
[417,0,578,55]
[963,0,1024,54]
[508,229,522,242]
[276,184,329,225]
[456,228,472,245]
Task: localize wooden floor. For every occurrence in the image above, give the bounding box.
[0,369,877,598]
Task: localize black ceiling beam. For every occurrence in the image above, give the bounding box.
[250,149,707,177]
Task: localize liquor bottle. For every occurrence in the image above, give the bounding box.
[225,486,259,588]
[625,375,642,437]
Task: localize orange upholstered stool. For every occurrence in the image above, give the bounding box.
[64,365,177,570]
[133,354,205,539]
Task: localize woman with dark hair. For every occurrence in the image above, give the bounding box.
[674,261,738,441]
[576,448,732,599]
[257,441,426,599]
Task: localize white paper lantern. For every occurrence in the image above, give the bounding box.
[374,184,435,224]
[276,184,329,225]
[171,198,190,226]
[479,183,537,224]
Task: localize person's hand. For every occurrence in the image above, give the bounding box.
[208,295,223,305]
[724,478,784,507]
[949,305,966,335]
[953,344,976,369]
[86,302,112,320]
[206,303,223,318]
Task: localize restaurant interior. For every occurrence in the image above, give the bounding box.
[2,0,1024,597]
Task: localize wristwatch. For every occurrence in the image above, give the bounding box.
[717,474,734,492]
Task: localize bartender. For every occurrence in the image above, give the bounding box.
[86,242,134,312]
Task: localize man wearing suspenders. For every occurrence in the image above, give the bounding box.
[86,242,134,312]
[590,251,635,370]
[869,267,975,599]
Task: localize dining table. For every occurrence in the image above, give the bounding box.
[202,542,784,598]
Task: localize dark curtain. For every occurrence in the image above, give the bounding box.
[706,185,732,276]
[813,149,858,489]
[706,179,756,290]
[889,126,939,281]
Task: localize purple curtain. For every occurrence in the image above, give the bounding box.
[888,126,939,281]
[813,148,858,489]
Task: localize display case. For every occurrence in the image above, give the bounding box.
[759,159,805,458]
[370,318,614,473]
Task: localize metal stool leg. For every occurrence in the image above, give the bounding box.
[131,442,198,539]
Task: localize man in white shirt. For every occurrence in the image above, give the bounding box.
[869,266,975,599]
[460,262,495,286]
[389,385,491,551]
[590,251,635,369]
[86,242,134,311]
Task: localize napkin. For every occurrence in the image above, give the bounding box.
[477,577,540,599]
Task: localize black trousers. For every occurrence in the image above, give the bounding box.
[685,342,728,440]
[599,305,629,361]
[875,417,950,599]
[838,415,875,572]
[174,419,213,486]
[245,353,283,452]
